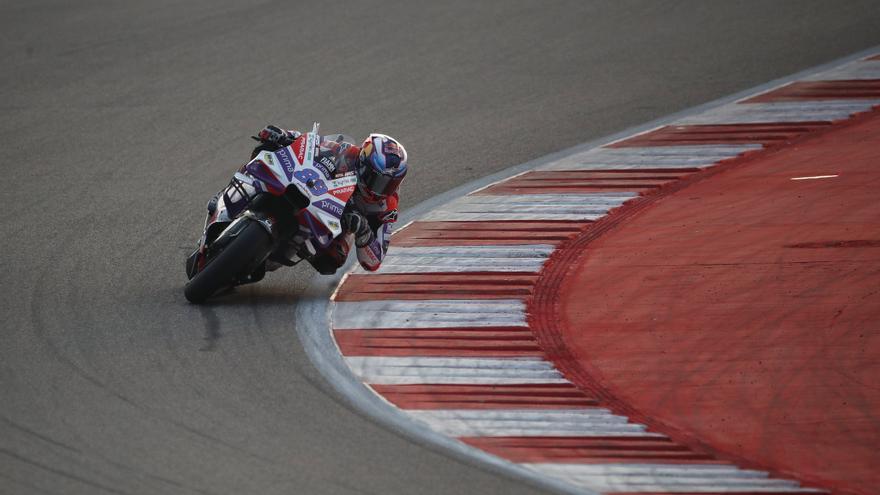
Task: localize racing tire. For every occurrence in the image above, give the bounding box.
[184,220,273,304]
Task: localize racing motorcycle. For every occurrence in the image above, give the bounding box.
[184,123,357,303]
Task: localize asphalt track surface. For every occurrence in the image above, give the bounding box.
[2,1,879,494]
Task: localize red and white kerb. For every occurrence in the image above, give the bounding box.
[328,53,880,494]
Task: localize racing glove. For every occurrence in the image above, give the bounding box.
[256,125,296,146]
[342,210,375,248]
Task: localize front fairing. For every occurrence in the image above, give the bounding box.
[202,126,357,250]
[299,173,357,248]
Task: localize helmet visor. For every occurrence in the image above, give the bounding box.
[361,168,404,197]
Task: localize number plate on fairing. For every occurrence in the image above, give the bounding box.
[248,125,357,247]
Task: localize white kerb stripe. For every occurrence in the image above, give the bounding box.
[412,409,618,419]
[332,299,526,329]
[457,193,637,204]
[421,193,637,222]
[540,144,761,171]
[803,59,880,81]
[522,463,818,493]
[408,409,657,437]
[524,463,815,493]
[526,463,765,477]
[373,244,555,273]
[675,100,880,124]
[346,356,569,384]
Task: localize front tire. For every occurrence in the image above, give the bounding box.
[184,220,273,304]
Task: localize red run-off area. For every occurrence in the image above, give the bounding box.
[549,110,880,495]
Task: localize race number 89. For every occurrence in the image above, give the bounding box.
[294,169,328,195]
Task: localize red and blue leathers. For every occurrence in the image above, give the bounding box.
[277,131,398,274]
[351,191,398,271]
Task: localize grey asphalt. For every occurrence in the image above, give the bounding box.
[1,1,878,494]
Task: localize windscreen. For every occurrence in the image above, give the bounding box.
[314,133,359,179]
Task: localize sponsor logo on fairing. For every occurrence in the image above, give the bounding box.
[276,147,296,180]
[295,136,307,163]
[314,155,336,179]
[305,135,315,163]
[329,185,355,201]
[329,174,358,188]
[314,198,345,217]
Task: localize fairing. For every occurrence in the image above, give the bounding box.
[196,123,357,261]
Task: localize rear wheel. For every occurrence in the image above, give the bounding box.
[184,220,273,303]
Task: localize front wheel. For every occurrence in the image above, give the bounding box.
[184,220,273,303]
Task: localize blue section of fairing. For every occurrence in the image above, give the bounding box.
[223,192,248,220]
[245,160,285,192]
[304,212,333,249]
[275,146,297,182]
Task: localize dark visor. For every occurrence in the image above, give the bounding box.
[361,168,405,197]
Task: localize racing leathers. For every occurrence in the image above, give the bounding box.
[311,191,398,274]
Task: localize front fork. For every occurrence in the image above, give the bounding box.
[186,170,266,279]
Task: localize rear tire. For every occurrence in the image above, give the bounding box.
[184,220,273,304]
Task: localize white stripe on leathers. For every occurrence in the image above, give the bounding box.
[371,244,555,273]
[332,299,527,329]
[523,463,821,493]
[407,409,658,437]
[676,100,880,124]
[345,356,569,384]
[539,144,761,171]
[420,193,637,222]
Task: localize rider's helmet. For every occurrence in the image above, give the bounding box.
[357,134,408,202]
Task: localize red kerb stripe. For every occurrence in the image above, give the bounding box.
[611,492,822,495]
[745,79,880,102]
[334,327,544,357]
[461,436,718,463]
[478,170,696,195]
[611,122,831,147]
[392,221,589,247]
[334,272,538,301]
[370,383,598,409]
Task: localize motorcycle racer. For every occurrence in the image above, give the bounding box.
[249,125,407,274]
